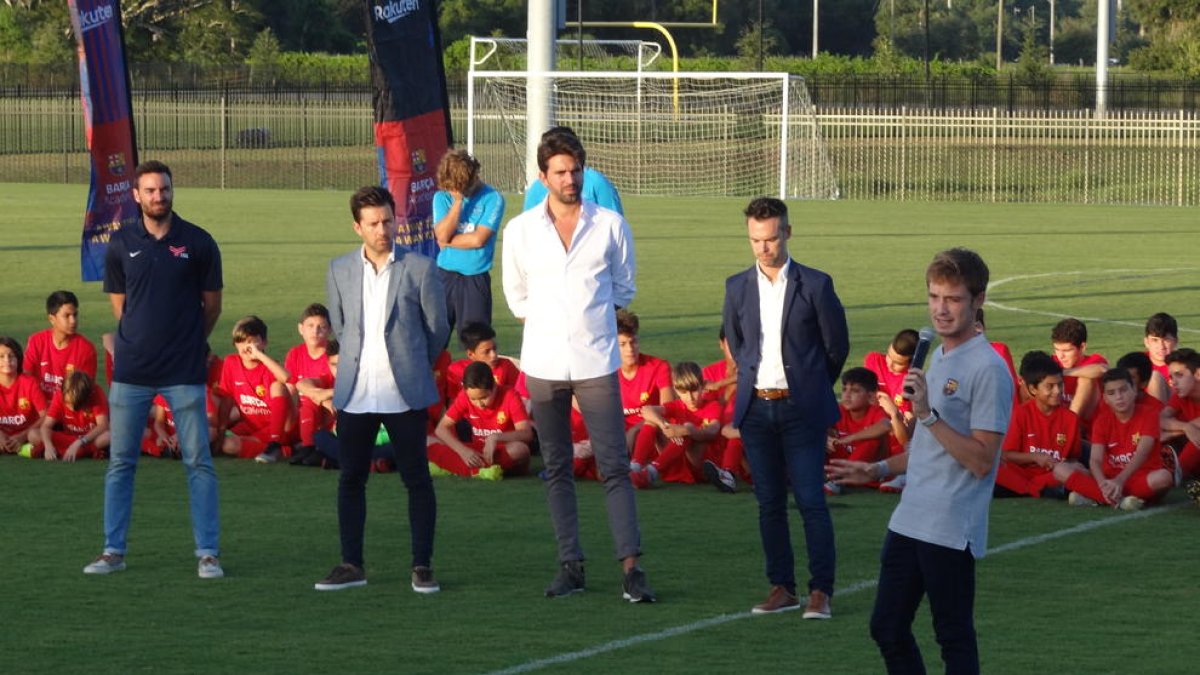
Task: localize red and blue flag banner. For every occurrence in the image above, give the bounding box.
[363,0,452,258]
[68,0,139,282]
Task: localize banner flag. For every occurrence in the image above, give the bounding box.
[68,0,139,282]
[363,0,452,258]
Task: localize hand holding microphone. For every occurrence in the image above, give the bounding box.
[902,327,934,395]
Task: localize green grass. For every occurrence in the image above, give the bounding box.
[2,186,1200,673]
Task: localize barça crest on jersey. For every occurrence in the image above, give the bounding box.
[893,393,904,407]
[1131,432,1141,445]
[18,397,31,411]
[169,245,189,259]
[411,148,427,173]
[497,411,508,425]
[255,385,267,399]
[1056,433,1066,446]
[640,392,650,403]
[943,379,959,396]
[107,153,126,176]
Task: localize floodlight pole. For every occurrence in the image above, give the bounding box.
[996,0,1003,72]
[1096,0,1109,117]
[812,0,818,58]
[528,0,556,185]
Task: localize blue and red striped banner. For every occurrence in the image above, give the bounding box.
[68,0,138,282]
[364,0,452,258]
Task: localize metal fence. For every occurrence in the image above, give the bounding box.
[2,89,1198,205]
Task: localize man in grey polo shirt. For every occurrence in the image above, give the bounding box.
[831,248,1012,674]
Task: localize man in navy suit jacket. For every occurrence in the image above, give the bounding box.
[722,197,849,618]
[314,186,449,593]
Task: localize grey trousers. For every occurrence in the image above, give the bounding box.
[525,372,642,563]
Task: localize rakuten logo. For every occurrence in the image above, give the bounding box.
[374,0,420,24]
[79,3,114,34]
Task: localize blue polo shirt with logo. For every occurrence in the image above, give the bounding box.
[103,214,223,387]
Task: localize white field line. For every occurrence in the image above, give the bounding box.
[985,269,1200,334]
[486,503,1185,675]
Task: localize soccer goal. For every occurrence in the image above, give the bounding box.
[467,69,840,200]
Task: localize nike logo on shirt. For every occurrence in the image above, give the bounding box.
[129,251,143,258]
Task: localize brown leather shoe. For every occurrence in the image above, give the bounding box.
[802,589,832,620]
[751,585,801,614]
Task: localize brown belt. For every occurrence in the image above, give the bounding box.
[754,388,789,400]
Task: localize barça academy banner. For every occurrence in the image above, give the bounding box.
[364,0,452,258]
[68,0,139,282]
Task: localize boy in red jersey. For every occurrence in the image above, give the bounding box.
[976,309,1020,407]
[24,290,98,398]
[1142,312,1178,402]
[616,309,674,450]
[0,336,48,455]
[285,304,335,462]
[1051,318,1108,421]
[37,371,109,461]
[864,328,918,419]
[995,351,1084,499]
[823,367,906,495]
[444,322,522,405]
[703,397,749,493]
[701,327,738,406]
[143,389,221,459]
[1163,349,1200,484]
[629,362,721,488]
[428,361,532,479]
[215,315,292,462]
[1064,369,1172,510]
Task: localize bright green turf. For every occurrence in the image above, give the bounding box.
[1,185,1200,673]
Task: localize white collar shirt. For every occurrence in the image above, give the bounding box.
[502,200,636,381]
[344,245,409,414]
[754,258,790,390]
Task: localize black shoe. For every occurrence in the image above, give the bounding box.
[255,442,283,464]
[289,444,317,466]
[1039,485,1068,500]
[545,560,585,598]
[702,460,737,494]
[622,566,656,603]
[314,563,366,591]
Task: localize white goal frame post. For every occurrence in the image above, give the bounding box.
[466,69,840,200]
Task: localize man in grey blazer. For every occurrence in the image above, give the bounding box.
[314,186,449,593]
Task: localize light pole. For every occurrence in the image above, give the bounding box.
[995,0,1003,71]
[812,0,819,58]
[1050,0,1056,65]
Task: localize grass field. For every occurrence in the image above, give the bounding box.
[2,185,1200,673]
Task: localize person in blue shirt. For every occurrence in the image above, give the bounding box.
[522,127,623,215]
[432,149,505,339]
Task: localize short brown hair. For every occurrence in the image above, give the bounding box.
[744,197,788,224]
[62,371,96,410]
[134,160,172,187]
[232,315,268,344]
[436,149,481,194]
[536,130,586,173]
[616,309,639,337]
[349,186,395,223]
[1051,318,1087,347]
[671,361,704,391]
[925,248,989,298]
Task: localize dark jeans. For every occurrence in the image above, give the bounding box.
[335,409,435,569]
[439,268,492,342]
[739,396,835,596]
[870,530,978,675]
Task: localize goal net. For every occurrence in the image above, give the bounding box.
[467,70,840,200]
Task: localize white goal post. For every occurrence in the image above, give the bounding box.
[466,70,840,200]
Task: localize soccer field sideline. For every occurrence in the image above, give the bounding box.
[487,503,1184,674]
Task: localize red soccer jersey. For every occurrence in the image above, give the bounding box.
[661,398,721,429]
[0,374,48,435]
[1149,357,1171,389]
[47,387,108,435]
[1090,399,1164,475]
[445,357,520,405]
[218,354,277,433]
[1166,391,1200,423]
[151,391,217,435]
[864,351,912,414]
[1054,352,1108,406]
[619,354,672,427]
[990,341,1021,407]
[701,359,735,405]
[445,386,529,442]
[23,330,98,397]
[1002,400,1081,463]
[285,344,332,385]
[829,404,890,463]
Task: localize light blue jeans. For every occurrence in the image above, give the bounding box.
[103,382,220,557]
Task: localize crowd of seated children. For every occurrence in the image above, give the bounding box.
[36,371,109,461]
[1062,368,1173,510]
[23,290,98,399]
[823,367,909,496]
[427,361,532,480]
[0,336,48,457]
[628,361,721,489]
[616,310,674,451]
[994,351,1083,499]
[214,316,294,463]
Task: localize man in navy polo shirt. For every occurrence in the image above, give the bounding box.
[84,160,225,579]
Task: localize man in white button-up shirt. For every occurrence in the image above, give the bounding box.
[502,131,654,603]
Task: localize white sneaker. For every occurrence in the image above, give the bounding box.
[823,480,842,496]
[1118,495,1146,511]
[198,555,225,579]
[83,553,126,575]
[1164,448,1183,487]
[1068,492,1098,507]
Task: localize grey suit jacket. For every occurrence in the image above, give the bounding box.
[326,245,449,412]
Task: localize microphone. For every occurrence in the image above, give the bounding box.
[903,327,934,395]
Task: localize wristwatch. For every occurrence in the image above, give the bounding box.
[918,408,940,428]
